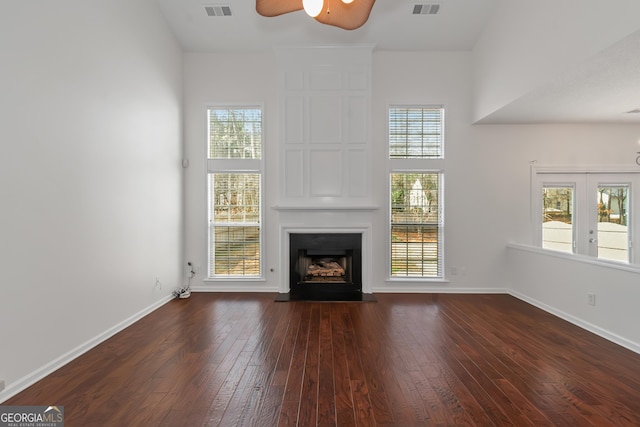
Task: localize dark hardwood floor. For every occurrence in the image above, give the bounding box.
[6,293,640,426]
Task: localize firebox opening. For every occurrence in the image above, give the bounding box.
[298,250,353,284]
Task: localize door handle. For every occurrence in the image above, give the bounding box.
[589,238,597,243]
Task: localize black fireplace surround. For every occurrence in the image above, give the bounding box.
[288,232,363,301]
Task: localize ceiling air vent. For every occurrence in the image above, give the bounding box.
[413,4,440,15]
[204,5,232,17]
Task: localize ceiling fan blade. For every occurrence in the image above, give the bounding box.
[256,0,303,17]
[315,0,375,30]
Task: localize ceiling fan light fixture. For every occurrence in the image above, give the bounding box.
[256,0,375,30]
[303,0,324,17]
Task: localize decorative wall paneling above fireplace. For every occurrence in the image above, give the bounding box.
[277,46,373,208]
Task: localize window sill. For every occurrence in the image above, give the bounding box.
[195,278,278,293]
[272,205,379,211]
[204,277,266,282]
[385,277,450,284]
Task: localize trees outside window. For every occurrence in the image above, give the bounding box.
[542,186,574,253]
[207,107,263,278]
[390,173,442,277]
[389,106,444,279]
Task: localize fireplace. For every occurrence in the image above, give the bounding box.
[288,233,362,300]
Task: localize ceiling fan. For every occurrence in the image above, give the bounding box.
[256,0,376,30]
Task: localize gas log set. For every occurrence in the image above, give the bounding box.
[304,258,346,282]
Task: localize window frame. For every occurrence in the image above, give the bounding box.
[206,104,265,281]
[389,105,445,159]
[387,104,445,281]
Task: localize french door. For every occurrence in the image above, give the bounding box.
[536,172,638,264]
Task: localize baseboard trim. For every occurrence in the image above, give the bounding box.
[372,286,509,294]
[191,285,280,293]
[0,295,175,404]
[508,290,640,355]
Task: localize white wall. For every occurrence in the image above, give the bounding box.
[0,0,183,399]
[183,52,281,290]
[472,0,640,122]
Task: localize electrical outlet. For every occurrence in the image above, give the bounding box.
[588,293,596,306]
[0,380,5,392]
[185,262,195,277]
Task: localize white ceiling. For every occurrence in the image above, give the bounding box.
[475,29,640,124]
[155,0,499,52]
[155,0,640,124]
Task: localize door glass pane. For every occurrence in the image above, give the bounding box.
[542,186,574,253]
[596,185,629,263]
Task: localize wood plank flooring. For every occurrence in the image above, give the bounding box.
[6,293,640,426]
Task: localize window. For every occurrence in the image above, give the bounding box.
[209,108,262,159]
[390,106,444,159]
[390,173,443,277]
[389,106,444,278]
[535,171,638,264]
[207,107,262,278]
